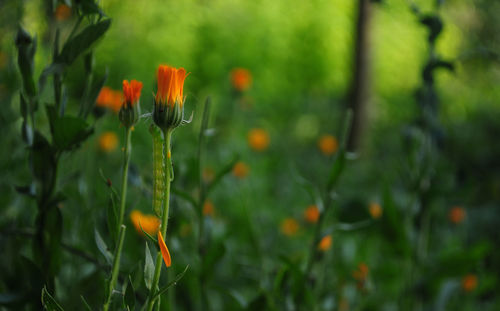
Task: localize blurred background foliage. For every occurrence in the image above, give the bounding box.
[0,0,499,310]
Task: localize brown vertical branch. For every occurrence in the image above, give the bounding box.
[347,0,373,151]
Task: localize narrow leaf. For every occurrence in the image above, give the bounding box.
[94,229,113,264]
[153,265,189,300]
[41,287,64,311]
[144,242,155,290]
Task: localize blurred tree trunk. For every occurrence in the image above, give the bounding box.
[347,0,373,151]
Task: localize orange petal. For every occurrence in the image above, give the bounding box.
[157,231,171,267]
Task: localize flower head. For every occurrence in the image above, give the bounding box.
[304,205,320,223]
[158,231,171,268]
[119,80,142,128]
[203,200,215,217]
[462,274,477,292]
[281,218,299,236]
[449,206,466,224]
[248,128,270,152]
[369,202,383,219]
[98,132,118,153]
[232,161,249,179]
[96,87,123,113]
[122,80,143,108]
[153,65,189,131]
[318,135,338,156]
[352,263,369,281]
[231,68,252,92]
[54,4,71,21]
[317,235,332,251]
[130,210,160,236]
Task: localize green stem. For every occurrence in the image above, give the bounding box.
[103,127,132,311]
[103,225,126,311]
[118,127,132,234]
[146,130,173,311]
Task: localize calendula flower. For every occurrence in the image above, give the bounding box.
[153,65,188,131]
[462,274,477,292]
[203,200,215,217]
[54,4,71,21]
[130,210,160,236]
[98,132,118,152]
[449,206,465,224]
[318,135,338,156]
[304,205,320,223]
[248,128,270,151]
[96,87,123,113]
[119,79,143,128]
[232,161,249,179]
[317,235,332,251]
[369,202,382,219]
[281,218,299,236]
[231,68,252,92]
[157,231,171,268]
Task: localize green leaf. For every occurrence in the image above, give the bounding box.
[51,115,93,151]
[41,287,64,311]
[80,296,92,311]
[57,19,111,65]
[82,70,108,118]
[94,229,113,265]
[15,27,37,96]
[144,242,155,290]
[123,276,135,310]
[152,265,189,300]
[326,149,345,190]
[31,131,56,186]
[77,0,105,16]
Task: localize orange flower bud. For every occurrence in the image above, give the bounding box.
[369,202,383,219]
[232,161,249,179]
[98,132,118,153]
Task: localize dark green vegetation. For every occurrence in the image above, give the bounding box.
[0,0,499,310]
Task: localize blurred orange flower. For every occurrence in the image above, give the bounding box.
[231,68,252,92]
[158,231,171,268]
[248,128,270,151]
[130,210,160,236]
[96,87,123,113]
[352,262,369,281]
[369,202,382,219]
[449,206,465,224]
[203,200,215,217]
[54,4,71,21]
[318,135,338,156]
[98,132,118,152]
[232,161,249,179]
[304,205,320,223]
[281,218,299,236]
[462,274,477,292]
[317,235,332,251]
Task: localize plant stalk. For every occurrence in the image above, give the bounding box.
[146,130,173,311]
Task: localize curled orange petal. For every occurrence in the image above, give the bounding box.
[157,231,171,267]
